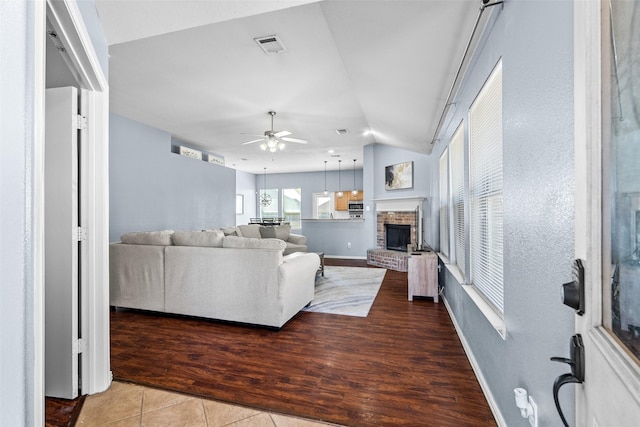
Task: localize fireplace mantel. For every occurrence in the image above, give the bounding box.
[372,197,426,212]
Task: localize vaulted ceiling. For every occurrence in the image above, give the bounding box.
[96,0,479,174]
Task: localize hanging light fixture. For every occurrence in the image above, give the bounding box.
[323,160,328,195]
[337,160,343,198]
[352,159,358,196]
[260,167,272,207]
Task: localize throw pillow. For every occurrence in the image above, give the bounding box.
[223,236,286,251]
[219,227,238,236]
[120,230,174,246]
[172,230,224,247]
[259,226,277,238]
[237,224,262,239]
[274,224,291,241]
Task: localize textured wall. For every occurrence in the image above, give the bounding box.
[428,1,576,426]
[109,114,236,241]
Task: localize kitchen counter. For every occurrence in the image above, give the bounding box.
[301,218,364,222]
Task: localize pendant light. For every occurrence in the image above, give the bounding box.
[337,160,343,198]
[260,167,272,207]
[323,160,328,195]
[352,159,358,196]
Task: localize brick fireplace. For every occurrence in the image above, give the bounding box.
[367,197,425,272]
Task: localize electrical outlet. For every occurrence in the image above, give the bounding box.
[528,396,538,427]
[347,242,351,249]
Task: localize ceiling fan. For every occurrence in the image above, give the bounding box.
[242,111,308,152]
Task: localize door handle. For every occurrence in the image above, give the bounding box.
[550,334,584,427]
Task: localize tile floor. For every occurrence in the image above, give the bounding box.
[77,381,343,427]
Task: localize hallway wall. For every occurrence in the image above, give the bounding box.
[427,1,576,426]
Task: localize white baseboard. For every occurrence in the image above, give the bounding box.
[324,255,367,260]
[442,296,507,427]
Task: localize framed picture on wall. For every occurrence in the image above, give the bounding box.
[385,161,413,190]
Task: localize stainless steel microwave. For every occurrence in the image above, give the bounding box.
[348,202,364,211]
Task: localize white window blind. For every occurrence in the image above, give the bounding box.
[469,60,503,313]
[439,148,449,257]
[450,123,466,276]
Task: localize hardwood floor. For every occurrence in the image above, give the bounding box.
[45,395,84,427]
[108,259,496,427]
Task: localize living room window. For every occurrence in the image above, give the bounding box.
[282,188,301,229]
[259,189,279,219]
[450,122,466,276]
[314,193,334,219]
[258,188,302,229]
[439,148,449,258]
[468,59,503,315]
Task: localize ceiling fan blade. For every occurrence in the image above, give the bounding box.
[274,130,291,138]
[242,138,265,145]
[281,137,308,144]
[240,133,266,137]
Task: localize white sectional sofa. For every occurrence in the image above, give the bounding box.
[109,230,320,328]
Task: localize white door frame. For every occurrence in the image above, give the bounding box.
[36,0,111,416]
[574,1,640,425]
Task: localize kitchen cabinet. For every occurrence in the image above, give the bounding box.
[335,192,348,210]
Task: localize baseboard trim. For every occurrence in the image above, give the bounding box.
[324,255,367,260]
[442,296,507,427]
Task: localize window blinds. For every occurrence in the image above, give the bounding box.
[469,60,503,313]
[439,148,449,257]
[450,123,466,276]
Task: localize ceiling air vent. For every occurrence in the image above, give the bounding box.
[254,35,287,54]
[335,129,349,135]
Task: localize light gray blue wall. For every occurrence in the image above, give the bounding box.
[371,144,432,249]
[253,169,367,257]
[428,2,575,426]
[1,3,37,424]
[110,114,236,241]
[235,169,256,226]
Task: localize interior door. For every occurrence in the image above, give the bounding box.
[573,1,640,425]
[44,86,82,399]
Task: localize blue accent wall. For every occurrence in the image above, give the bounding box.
[427,2,575,426]
[109,114,236,241]
[235,169,256,226]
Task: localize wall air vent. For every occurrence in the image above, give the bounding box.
[254,35,287,54]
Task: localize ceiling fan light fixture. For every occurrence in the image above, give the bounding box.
[278,142,285,150]
[260,142,267,151]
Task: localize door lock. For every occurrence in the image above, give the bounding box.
[561,259,585,315]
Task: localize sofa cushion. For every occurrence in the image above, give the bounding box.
[223,236,286,251]
[259,226,277,238]
[173,230,224,247]
[274,224,291,241]
[120,230,174,245]
[237,224,262,238]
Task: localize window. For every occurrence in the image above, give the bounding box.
[469,60,503,314]
[314,193,333,219]
[282,188,301,229]
[439,149,449,257]
[259,189,279,219]
[450,123,466,276]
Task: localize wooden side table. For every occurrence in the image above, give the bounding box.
[408,251,438,302]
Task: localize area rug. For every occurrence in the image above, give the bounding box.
[303,266,387,317]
